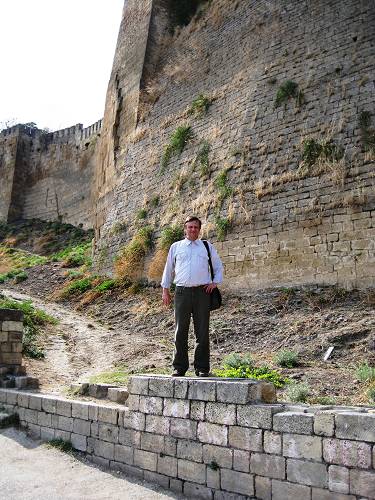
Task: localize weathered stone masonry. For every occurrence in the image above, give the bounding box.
[1,375,375,499]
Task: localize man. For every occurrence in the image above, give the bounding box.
[161,216,224,377]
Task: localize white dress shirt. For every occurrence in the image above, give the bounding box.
[161,238,224,289]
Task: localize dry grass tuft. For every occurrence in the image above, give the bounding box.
[128,126,149,144]
[147,248,168,281]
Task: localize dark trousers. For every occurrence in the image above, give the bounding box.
[173,286,210,374]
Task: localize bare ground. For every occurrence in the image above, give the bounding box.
[2,261,375,406]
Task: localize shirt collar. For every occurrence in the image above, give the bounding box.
[183,238,200,246]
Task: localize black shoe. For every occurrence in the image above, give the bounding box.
[172,370,185,377]
[195,370,210,377]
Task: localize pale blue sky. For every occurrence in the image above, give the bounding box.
[0,0,124,131]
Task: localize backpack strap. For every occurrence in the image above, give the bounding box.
[202,240,214,281]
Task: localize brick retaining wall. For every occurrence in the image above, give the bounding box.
[0,309,23,366]
[1,375,375,499]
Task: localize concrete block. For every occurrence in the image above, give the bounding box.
[264,431,282,454]
[157,454,177,477]
[98,423,119,443]
[174,379,189,399]
[255,475,271,500]
[145,414,170,435]
[126,394,140,411]
[71,433,87,452]
[323,438,371,468]
[163,398,190,418]
[250,453,285,479]
[287,458,328,487]
[119,428,141,447]
[228,426,262,451]
[190,400,205,420]
[188,380,216,401]
[148,377,174,398]
[170,417,197,439]
[203,444,232,468]
[311,488,355,500]
[178,459,206,484]
[205,402,236,425]
[56,400,72,417]
[272,479,311,500]
[114,444,133,465]
[72,418,91,436]
[184,482,213,499]
[144,471,170,489]
[349,469,375,497]
[328,465,350,494]
[221,469,254,497]
[71,401,89,420]
[177,439,203,462]
[197,421,228,446]
[128,376,149,395]
[283,434,322,461]
[237,404,282,429]
[314,411,335,436]
[273,411,314,434]
[139,396,163,415]
[336,412,375,442]
[98,406,118,425]
[233,449,250,472]
[141,432,165,453]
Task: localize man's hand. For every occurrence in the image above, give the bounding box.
[204,283,217,294]
[162,288,171,306]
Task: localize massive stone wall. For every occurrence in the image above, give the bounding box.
[0,121,102,229]
[95,0,375,289]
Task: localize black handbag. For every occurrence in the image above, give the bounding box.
[202,240,222,311]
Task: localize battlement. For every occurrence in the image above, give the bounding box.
[81,119,102,141]
[0,124,39,138]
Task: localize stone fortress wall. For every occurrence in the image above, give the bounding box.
[94,0,375,289]
[0,120,102,229]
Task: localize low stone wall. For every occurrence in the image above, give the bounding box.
[1,376,375,499]
[0,309,23,366]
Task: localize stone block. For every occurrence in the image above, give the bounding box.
[0,331,8,342]
[58,416,73,432]
[233,449,250,472]
[114,444,133,465]
[17,393,29,408]
[107,388,129,404]
[197,422,228,446]
[184,482,213,500]
[56,400,72,417]
[221,469,254,497]
[188,380,216,401]
[163,398,190,418]
[177,439,203,462]
[228,426,262,451]
[164,436,177,456]
[126,394,140,411]
[272,479,311,500]
[27,423,41,439]
[174,379,189,399]
[37,412,52,428]
[169,478,183,493]
[148,376,174,398]
[71,401,89,420]
[190,400,205,420]
[141,432,165,453]
[71,433,87,452]
[264,431,282,454]
[88,403,99,421]
[8,332,23,342]
[128,376,149,395]
[214,492,248,500]
[216,380,261,404]
[328,465,350,494]
[145,414,170,435]
[237,404,282,429]
[250,453,285,479]
[88,383,114,399]
[335,412,375,442]
[6,391,18,405]
[72,418,91,436]
[41,396,57,414]
[170,417,197,439]
[139,396,163,415]
[349,469,375,497]
[203,444,233,468]
[205,402,236,425]
[178,459,206,484]
[287,458,327,487]
[255,475,271,500]
[28,395,43,411]
[311,488,355,500]
[283,434,322,461]
[273,411,314,434]
[144,471,170,489]
[314,411,335,436]
[24,408,38,425]
[2,321,23,332]
[119,428,141,448]
[98,423,119,443]
[54,430,71,442]
[40,427,55,441]
[92,439,115,460]
[91,456,109,468]
[1,353,22,364]
[98,406,118,425]
[323,438,371,468]
[157,454,177,477]
[0,309,23,322]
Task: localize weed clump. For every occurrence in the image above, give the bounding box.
[286,382,310,403]
[274,350,299,368]
[301,138,344,168]
[358,110,375,153]
[215,168,233,205]
[148,225,184,281]
[215,216,231,241]
[51,242,92,268]
[115,227,153,281]
[160,125,192,172]
[275,80,304,108]
[47,439,74,453]
[195,140,210,176]
[136,209,148,220]
[189,94,212,117]
[356,363,375,383]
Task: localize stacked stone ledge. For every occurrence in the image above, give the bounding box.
[0,309,23,367]
[1,375,375,499]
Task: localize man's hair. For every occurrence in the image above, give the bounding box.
[184,216,202,228]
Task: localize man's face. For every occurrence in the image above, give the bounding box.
[185,221,201,241]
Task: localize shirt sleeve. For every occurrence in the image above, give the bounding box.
[208,242,224,284]
[161,243,176,289]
